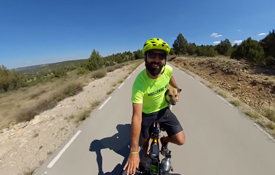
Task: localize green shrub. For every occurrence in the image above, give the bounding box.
[77,67,89,75]
[231,37,265,65]
[91,69,107,79]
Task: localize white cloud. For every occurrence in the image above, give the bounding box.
[233,40,242,44]
[213,41,221,45]
[237,29,241,32]
[210,33,223,37]
[258,32,267,36]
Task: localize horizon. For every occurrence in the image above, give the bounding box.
[1,0,274,69]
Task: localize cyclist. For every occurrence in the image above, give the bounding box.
[123,38,185,175]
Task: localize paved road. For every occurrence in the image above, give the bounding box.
[34,62,275,175]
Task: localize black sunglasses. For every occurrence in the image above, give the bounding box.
[147,52,167,60]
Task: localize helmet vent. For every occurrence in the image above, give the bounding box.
[153,44,156,46]
[144,44,147,46]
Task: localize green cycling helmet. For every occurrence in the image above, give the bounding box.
[142,38,171,54]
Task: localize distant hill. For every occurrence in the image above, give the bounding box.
[14,59,89,74]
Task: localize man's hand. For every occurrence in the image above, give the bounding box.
[123,153,140,175]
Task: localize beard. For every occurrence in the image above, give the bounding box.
[145,60,164,76]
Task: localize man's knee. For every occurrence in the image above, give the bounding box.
[171,130,185,145]
[177,131,185,145]
[177,136,185,145]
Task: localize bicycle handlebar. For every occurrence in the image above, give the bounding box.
[120,168,144,175]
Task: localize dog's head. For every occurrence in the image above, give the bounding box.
[165,86,181,105]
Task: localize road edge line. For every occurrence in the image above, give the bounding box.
[254,123,274,141]
[98,96,112,110]
[47,130,82,168]
[217,95,234,107]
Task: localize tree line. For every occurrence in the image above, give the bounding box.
[0,49,144,93]
[1,29,274,93]
[172,29,275,66]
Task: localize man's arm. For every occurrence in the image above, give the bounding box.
[130,103,142,152]
[169,75,181,91]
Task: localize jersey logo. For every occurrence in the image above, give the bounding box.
[147,83,169,96]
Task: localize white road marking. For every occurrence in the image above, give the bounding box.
[118,82,124,89]
[217,95,234,107]
[47,130,82,168]
[127,74,132,79]
[187,74,194,79]
[98,96,112,110]
[199,82,207,88]
[254,123,274,141]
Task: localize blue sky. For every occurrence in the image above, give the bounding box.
[0,0,274,69]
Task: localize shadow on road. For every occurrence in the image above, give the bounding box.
[89,123,142,175]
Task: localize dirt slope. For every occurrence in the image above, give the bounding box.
[169,56,275,136]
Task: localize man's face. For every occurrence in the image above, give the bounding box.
[145,49,167,77]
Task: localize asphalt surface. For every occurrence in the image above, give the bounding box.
[34,62,275,175]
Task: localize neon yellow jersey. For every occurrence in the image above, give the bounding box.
[131,65,173,114]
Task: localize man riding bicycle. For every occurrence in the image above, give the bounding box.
[123,38,185,175]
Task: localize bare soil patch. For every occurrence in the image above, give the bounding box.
[169,56,275,137]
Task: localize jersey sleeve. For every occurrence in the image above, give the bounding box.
[166,65,173,78]
[131,76,144,104]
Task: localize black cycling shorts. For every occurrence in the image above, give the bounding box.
[141,107,183,138]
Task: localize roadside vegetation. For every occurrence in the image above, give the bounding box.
[169,29,275,137]
[1,29,274,134]
[171,29,275,66]
[0,49,143,93]
[0,49,143,130]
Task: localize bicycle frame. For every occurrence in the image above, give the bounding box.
[148,122,162,175]
[121,122,173,175]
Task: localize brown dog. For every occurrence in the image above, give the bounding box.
[165,85,181,110]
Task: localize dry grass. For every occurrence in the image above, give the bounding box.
[267,123,275,130]
[29,90,47,100]
[22,168,35,175]
[230,100,241,107]
[262,106,275,122]
[91,69,107,79]
[245,111,261,119]
[0,60,142,130]
[14,83,83,123]
[106,66,116,72]
[107,89,114,95]
[217,91,227,98]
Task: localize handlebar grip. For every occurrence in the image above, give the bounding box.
[120,168,144,175]
[135,169,143,174]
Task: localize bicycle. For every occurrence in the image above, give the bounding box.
[121,121,182,175]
